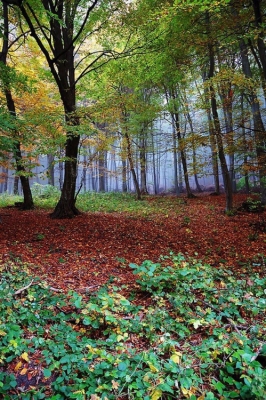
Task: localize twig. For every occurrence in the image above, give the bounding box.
[14,279,34,295]
[48,286,62,292]
[201,300,244,334]
[78,284,101,293]
[251,342,266,362]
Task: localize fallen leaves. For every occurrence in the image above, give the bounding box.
[0,194,265,294]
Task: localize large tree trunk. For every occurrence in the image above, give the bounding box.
[202,73,220,194]
[209,86,233,211]
[51,134,80,218]
[205,10,232,211]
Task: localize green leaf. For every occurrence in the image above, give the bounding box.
[118,362,127,371]
[43,368,52,378]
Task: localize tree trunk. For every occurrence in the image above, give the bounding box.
[172,118,180,195]
[139,133,148,194]
[252,0,266,85]
[98,151,105,192]
[184,108,202,193]
[0,2,34,209]
[2,167,8,192]
[47,154,55,186]
[124,131,141,200]
[239,38,266,204]
[151,131,158,194]
[208,84,232,209]
[13,175,19,195]
[173,112,194,198]
[51,134,80,218]
[205,11,232,210]
[13,141,34,209]
[210,86,233,210]
[122,159,127,192]
[202,72,220,194]
[82,154,87,192]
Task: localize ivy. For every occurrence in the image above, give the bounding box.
[0,255,265,398]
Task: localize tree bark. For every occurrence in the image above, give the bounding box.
[139,130,148,194]
[205,10,232,210]
[239,38,266,204]
[47,154,55,186]
[173,111,194,198]
[124,130,141,200]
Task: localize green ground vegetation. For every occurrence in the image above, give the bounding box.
[0,253,265,399]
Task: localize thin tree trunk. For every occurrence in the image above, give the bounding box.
[124,130,141,200]
[98,151,105,192]
[2,168,8,192]
[139,131,148,194]
[210,85,233,210]
[172,117,180,195]
[151,131,158,194]
[13,175,19,195]
[173,112,194,198]
[120,138,128,193]
[47,154,55,186]
[82,154,87,192]
[184,108,202,193]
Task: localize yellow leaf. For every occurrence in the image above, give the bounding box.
[170,351,182,364]
[14,361,22,371]
[148,362,159,373]
[181,387,197,398]
[0,330,6,336]
[20,368,28,375]
[21,352,30,362]
[112,380,119,390]
[151,388,162,400]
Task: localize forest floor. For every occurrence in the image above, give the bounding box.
[1,193,265,294]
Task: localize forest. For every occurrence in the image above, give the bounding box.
[0,0,266,399]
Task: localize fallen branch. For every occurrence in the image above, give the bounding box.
[48,286,62,292]
[14,279,34,295]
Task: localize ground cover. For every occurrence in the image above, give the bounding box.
[0,192,265,399]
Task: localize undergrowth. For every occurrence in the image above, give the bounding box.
[0,254,265,399]
[0,190,185,215]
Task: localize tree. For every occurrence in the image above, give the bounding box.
[3,0,128,218]
[0,2,34,208]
